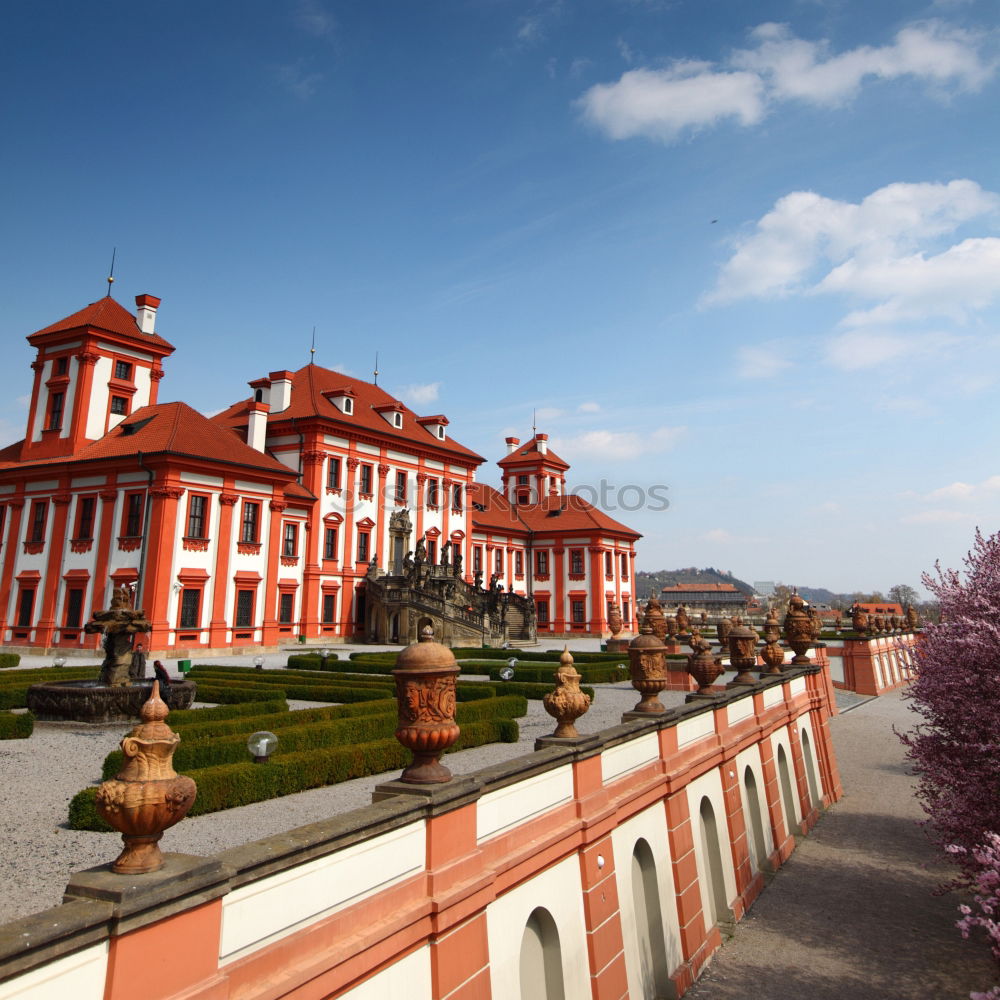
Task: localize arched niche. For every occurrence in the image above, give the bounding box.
[629,838,672,998]
[776,743,800,838]
[519,907,565,1000]
[743,765,769,873]
[800,728,822,808]
[698,797,730,930]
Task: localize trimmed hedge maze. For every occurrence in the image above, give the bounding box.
[68,665,529,830]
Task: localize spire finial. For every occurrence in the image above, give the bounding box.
[532,408,537,437]
[373,350,379,386]
[106,247,117,297]
[310,326,316,364]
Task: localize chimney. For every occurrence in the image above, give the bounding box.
[268,370,294,412]
[536,433,548,455]
[505,436,520,454]
[247,401,269,452]
[135,294,161,335]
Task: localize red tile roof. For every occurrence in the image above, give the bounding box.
[213,365,484,463]
[661,583,741,593]
[0,402,296,479]
[28,296,175,352]
[497,435,569,470]
[468,483,640,539]
[855,602,904,616]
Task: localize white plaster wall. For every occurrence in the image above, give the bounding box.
[601,732,659,783]
[769,726,801,828]
[685,769,738,926]
[610,804,683,996]
[788,677,806,698]
[795,714,826,801]
[733,744,774,868]
[477,765,573,842]
[179,473,224,487]
[0,943,107,1000]
[677,710,715,748]
[726,692,755,725]
[219,820,426,963]
[762,685,784,709]
[486,854,591,1000]
[336,945,432,1000]
[828,653,845,684]
[85,357,113,440]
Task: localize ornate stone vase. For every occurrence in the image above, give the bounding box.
[627,620,669,713]
[645,596,668,642]
[808,608,822,642]
[95,681,197,874]
[687,637,724,694]
[664,615,678,640]
[783,594,813,664]
[906,605,919,630]
[852,607,869,634]
[728,621,759,685]
[543,648,592,738]
[607,604,623,637]
[716,617,732,651]
[675,604,690,635]
[760,638,785,674]
[392,626,461,783]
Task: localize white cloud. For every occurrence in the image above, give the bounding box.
[901,508,969,524]
[578,63,764,141]
[294,0,335,37]
[578,401,601,413]
[737,341,793,378]
[927,481,975,500]
[824,329,960,370]
[398,382,441,407]
[579,20,995,143]
[704,528,733,543]
[275,61,323,100]
[551,425,685,461]
[710,179,999,303]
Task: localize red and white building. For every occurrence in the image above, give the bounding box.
[0,291,639,652]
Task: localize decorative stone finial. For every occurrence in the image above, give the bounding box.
[716,616,732,652]
[686,634,724,694]
[607,603,624,637]
[782,594,813,664]
[727,620,759,685]
[760,607,784,674]
[906,604,919,630]
[675,604,690,635]
[627,618,669,713]
[95,681,197,874]
[852,604,869,635]
[392,625,461,783]
[543,647,591,738]
[645,595,667,641]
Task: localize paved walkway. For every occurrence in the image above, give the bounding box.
[685,689,995,1000]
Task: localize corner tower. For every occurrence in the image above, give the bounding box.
[497,432,570,504]
[21,294,175,461]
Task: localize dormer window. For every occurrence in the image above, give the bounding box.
[417,414,449,441]
[323,387,356,415]
[393,412,402,428]
[373,400,405,429]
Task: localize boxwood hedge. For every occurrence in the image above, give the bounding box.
[0,711,33,739]
[0,653,21,669]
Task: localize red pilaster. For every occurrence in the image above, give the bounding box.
[34,491,71,645]
[300,447,326,639]
[588,546,605,633]
[0,498,25,634]
[261,499,287,645]
[143,485,183,649]
[552,547,566,632]
[208,492,238,646]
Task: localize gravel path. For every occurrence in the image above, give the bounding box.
[684,689,996,1000]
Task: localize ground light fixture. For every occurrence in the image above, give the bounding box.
[499,657,517,682]
[53,654,66,668]
[321,647,330,660]
[247,731,278,764]
[253,655,264,671]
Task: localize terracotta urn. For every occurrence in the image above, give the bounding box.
[675,604,690,635]
[95,681,197,874]
[852,606,869,634]
[607,604,623,637]
[906,605,919,630]
[728,620,759,685]
[716,616,732,652]
[543,648,591,738]
[760,608,784,674]
[664,614,678,640]
[627,619,669,713]
[808,607,822,642]
[782,594,813,664]
[392,626,461,783]
[890,614,901,631]
[687,635,724,694]
[874,614,885,633]
[645,596,667,641]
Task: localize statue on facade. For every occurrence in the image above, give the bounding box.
[453,550,463,577]
[440,540,451,569]
[402,550,414,577]
[474,569,484,590]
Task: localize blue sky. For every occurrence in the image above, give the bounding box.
[2,0,999,595]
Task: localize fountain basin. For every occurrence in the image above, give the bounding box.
[26,679,197,724]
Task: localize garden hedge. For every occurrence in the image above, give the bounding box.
[0,711,33,739]
[169,698,289,727]
[0,667,96,709]
[71,717,519,830]
[0,653,21,669]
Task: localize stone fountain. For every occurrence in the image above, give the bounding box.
[26,586,196,723]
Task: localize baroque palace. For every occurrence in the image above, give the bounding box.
[0,290,640,653]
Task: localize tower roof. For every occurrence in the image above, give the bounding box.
[497,434,569,471]
[28,296,175,352]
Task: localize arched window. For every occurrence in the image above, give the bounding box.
[630,839,671,997]
[776,744,799,837]
[698,797,730,928]
[800,729,822,808]
[519,908,565,1000]
[743,766,769,873]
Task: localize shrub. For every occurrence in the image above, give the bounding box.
[71,717,519,830]
[0,653,21,669]
[169,699,289,727]
[0,711,33,739]
[0,667,96,709]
